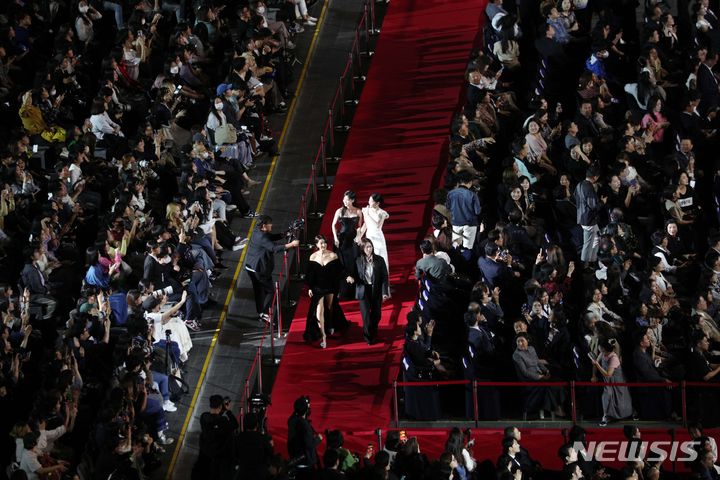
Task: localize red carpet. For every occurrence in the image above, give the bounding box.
[267,0,487,459]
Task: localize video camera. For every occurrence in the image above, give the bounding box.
[285,218,305,242]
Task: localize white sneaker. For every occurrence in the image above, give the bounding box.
[307,16,318,22]
[163,400,177,412]
[232,238,250,251]
[305,19,316,26]
[226,204,237,212]
[158,433,175,445]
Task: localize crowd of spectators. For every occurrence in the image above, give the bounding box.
[401,0,720,447]
[0,0,322,478]
[201,402,720,480]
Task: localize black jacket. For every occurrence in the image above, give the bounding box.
[287,414,321,467]
[574,179,600,226]
[199,410,238,459]
[351,254,389,299]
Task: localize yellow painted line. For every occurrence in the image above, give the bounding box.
[164,2,331,477]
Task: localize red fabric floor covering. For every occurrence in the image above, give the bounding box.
[266,0,487,460]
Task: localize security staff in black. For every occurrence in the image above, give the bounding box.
[245,215,299,321]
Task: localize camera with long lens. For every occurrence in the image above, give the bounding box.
[285,218,305,242]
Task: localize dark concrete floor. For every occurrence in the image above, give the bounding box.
[160,1,384,478]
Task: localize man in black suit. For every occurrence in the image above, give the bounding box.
[346,238,389,344]
[244,215,299,322]
[478,242,515,290]
[20,246,57,320]
[697,49,720,115]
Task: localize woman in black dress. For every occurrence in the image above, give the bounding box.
[304,235,347,348]
[331,190,363,299]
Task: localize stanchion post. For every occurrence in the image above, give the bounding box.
[472,380,479,428]
[282,251,298,303]
[308,165,323,218]
[369,0,380,35]
[327,109,335,152]
[318,145,331,189]
[295,244,303,277]
[346,53,359,105]
[300,193,308,244]
[275,281,283,341]
[681,381,687,427]
[334,83,351,132]
[315,149,332,190]
[337,78,346,118]
[363,3,374,57]
[269,299,277,365]
[393,381,400,428]
[353,29,364,74]
[570,381,577,424]
[257,346,263,394]
[239,407,245,432]
[244,380,251,411]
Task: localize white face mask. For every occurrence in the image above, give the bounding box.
[215,103,223,110]
[79,5,89,13]
[170,66,179,75]
[50,88,56,96]
[257,6,266,14]
[201,152,209,159]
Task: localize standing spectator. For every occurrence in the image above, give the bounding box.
[192,395,238,480]
[574,165,602,268]
[446,170,482,250]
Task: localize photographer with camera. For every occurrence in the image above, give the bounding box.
[233,411,274,480]
[192,394,238,480]
[287,396,322,471]
[245,215,300,322]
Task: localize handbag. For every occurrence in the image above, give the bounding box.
[354,283,365,300]
[214,123,237,144]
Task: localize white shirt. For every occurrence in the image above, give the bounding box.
[89,112,120,140]
[19,448,42,480]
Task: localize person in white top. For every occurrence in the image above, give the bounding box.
[35,402,77,456]
[74,0,102,45]
[143,290,192,362]
[19,431,69,480]
[359,193,390,274]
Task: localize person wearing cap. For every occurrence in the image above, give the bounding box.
[245,215,300,322]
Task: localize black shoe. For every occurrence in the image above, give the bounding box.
[243,211,260,218]
[214,263,228,270]
[203,298,218,308]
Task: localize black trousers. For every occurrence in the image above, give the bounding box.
[246,268,274,315]
[359,285,382,342]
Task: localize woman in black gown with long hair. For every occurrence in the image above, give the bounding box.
[303,235,348,348]
[331,190,363,299]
